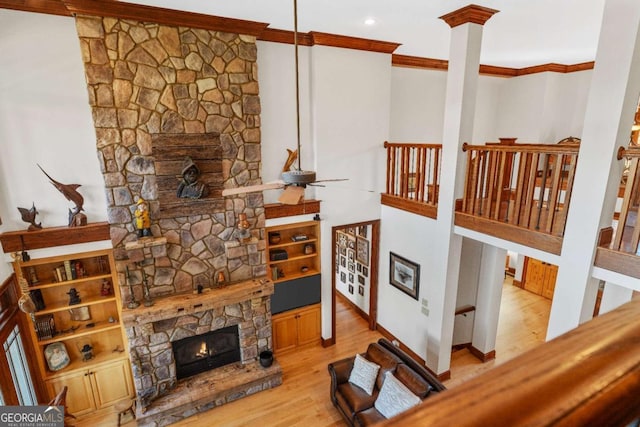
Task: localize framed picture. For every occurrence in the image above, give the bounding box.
[358,285,364,296]
[358,275,365,285]
[340,247,347,256]
[389,252,420,300]
[363,266,368,277]
[346,227,356,236]
[348,262,355,273]
[348,284,354,294]
[340,272,346,283]
[349,273,354,283]
[44,342,70,372]
[358,225,368,238]
[347,238,355,250]
[338,232,348,248]
[357,263,362,273]
[356,237,369,266]
[348,249,355,263]
[340,256,346,267]
[69,306,91,321]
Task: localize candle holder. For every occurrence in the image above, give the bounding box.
[141,268,153,307]
[125,266,140,309]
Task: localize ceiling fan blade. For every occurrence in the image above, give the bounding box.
[278,186,305,205]
[222,181,285,196]
[312,178,349,183]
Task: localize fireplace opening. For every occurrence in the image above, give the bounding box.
[172,325,240,380]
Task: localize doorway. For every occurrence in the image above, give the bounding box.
[330,220,380,344]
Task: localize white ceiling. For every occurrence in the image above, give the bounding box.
[125,0,606,68]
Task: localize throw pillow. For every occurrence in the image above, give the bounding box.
[374,371,421,418]
[348,353,380,395]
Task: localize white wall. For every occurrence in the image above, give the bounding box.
[0,11,110,277]
[378,206,440,361]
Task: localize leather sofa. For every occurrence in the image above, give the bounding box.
[328,338,446,426]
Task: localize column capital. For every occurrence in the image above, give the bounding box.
[439,4,499,28]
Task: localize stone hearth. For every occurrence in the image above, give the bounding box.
[121,278,281,426]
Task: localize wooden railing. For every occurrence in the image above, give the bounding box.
[458,142,580,243]
[609,146,640,253]
[594,146,640,278]
[381,142,442,218]
[384,297,640,427]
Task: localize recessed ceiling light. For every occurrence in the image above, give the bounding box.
[364,18,376,26]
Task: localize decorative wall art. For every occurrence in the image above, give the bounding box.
[340,272,346,283]
[358,275,365,285]
[348,262,355,273]
[358,285,365,296]
[348,249,355,263]
[347,238,355,250]
[358,225,367,238]
[349,273,354,283]
[356,237,369,266]
[348,284,354,294]
[389,252,420,300]
[44,342,70,371]
[363,266,368,277]
[340,256,346,268]
[338,232,348,247]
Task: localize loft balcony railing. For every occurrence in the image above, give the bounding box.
[381,142,442,218]
[455,138,580,255]
[595,146,640,278]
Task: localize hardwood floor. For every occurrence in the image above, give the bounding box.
[75,278,550,426]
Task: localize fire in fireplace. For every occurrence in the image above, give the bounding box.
[172,325,240,380]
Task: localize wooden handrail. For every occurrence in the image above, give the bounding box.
[384,297,640,426]
[463,141,580,154]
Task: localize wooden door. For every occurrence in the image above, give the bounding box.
[46,371,94,416]
[296,305,321,347]
[524,258,545,295]
[90,360,133,408]
[541,264,558,299]
[272,312,298,353]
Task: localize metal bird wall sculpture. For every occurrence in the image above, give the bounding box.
[17,202,42,231]
[37,164,85,226]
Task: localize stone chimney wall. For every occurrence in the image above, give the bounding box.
[74,15,266,298]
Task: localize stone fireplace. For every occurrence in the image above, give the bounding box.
[73,12,280,425]
[121,279,282,426]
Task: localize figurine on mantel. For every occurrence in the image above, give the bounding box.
[17,203,42,231]
[67,288,81,305]
[37,164,86,227]
[134,197,152,238]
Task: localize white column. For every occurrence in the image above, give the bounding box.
[599,282,634,314]
[472,245,507,354]
[429,5,497,374]
[547,0,640,339]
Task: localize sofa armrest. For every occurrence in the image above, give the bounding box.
[328,356,355,396]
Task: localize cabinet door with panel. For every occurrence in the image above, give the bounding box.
[523,257,558,300]
[272,304,321,353]
[46,371,95,416]
[90,359,134,408]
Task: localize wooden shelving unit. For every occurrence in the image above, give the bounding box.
[266,220,322,354]
[12,247,133,416]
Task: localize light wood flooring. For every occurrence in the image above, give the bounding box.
[75,277,550,426]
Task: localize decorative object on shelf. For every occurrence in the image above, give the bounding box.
[291,233,308,242]
[141,268,153,307]
[74,260,85,278]
[30,289,45,311]
[304,243,315,255]
[236,213,251,242]
[79,343,94,362]
[17,202,42,231]
[300,266,309,273]
[216,271,226,285]
[35,314,56,340]
[389,252,420,300]
[134,197,152,238]
[37,164,86,227]
[44,342,70,371]
[69,306,91,321]
[28,267,39,284]
[270,249,288,261]
[176,156,209,199]
[125,266,140,309]
[17,277,36,315]
[268,232,281,245]
[66,288,81,305]
[259,350,274,368]
[101,279,112,296]
[271,266,279,281]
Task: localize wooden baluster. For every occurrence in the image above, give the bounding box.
[493,150,507,221]
[477,151,488,216]
[385,143,391,195]
[431,147,440,205]
[417,146,425,203]
[485,150,498,218]
[617,157,640,251]
[462,149,473,212]
[558,152,578,238]
[512,151,530,227]
[544,152,564,234]
[523,152,539,229]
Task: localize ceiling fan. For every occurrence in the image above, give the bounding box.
[221,0,345,205]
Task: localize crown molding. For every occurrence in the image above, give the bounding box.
[392,54,595,77]
[439,4,499,28]
[62,0,269,36]
[309,31,401,54]
[0,1,595,77]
